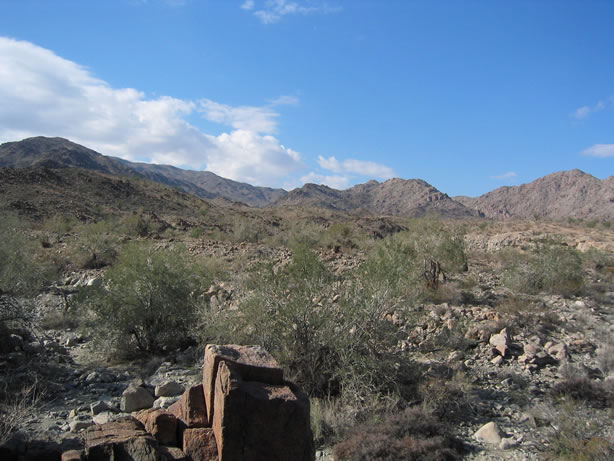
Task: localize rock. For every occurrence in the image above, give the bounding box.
[491,356,504,366]
[474,421,503,445]
[93,412,119,425]
[70,419,95,433]
[489,328,510,357]
[155,381,184,397]
[168,384,208,430]
[61,450,83,461]
[85,417,159,461]
[499,437,519,449]
[547,343,568,361]
[212,360,314,461]
[183,428,218,461]
[154,396,181,409]
[121,385,155,413]
[448,351,464,362]
[90,400,111,416]
[136,409,178,447]
[203,344,284,424]
[158,445,189,460]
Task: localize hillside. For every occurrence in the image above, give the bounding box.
[274,178,478,218]
[456,169,614,220]
[0,137,287,207]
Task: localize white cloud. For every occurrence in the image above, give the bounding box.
[270,94,300,106]
[572,98,609,120]
[207,130,302,186]
[245,0,341,24]
[199,99,279,134]
[582,144,614,158]
[318,155,395,179]
[300,172,349,189]
[0,36,303,186]
[491,171,517,180]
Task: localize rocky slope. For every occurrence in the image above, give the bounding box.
[456,169,614,220]
[0,137,287,207]
[275,178,478,218]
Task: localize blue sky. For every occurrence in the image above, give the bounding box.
[0,0,612,196]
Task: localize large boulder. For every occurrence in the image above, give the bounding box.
[136,409,178,447]
[84,417,159,461]
[203,344,283,424]
[212,361,314,461]
[183,428,218,461]
[121,385,155,413]
[168,384,208,428]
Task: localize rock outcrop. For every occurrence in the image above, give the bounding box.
[63,344,314,461]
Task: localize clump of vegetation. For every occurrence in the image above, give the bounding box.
[77,242,211,356]
[503,241,584,296]
[542,402,614,460]
[0,216,53,333]
[199,243,410,401]
[332,407,464,461]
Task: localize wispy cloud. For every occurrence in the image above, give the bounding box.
[318,155,395,179]
[582,144,614,158]
[243,0,341,24]
[0,36,303,187]
[300,171,349,189]
[572,98,610,120]
[490,171,517,180]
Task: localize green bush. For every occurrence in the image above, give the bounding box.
[199,244,407,401]
[503,243,584,296]
[78,242,211,356]
[0,216,52,325]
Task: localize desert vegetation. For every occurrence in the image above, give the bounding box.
[1,192,614,460]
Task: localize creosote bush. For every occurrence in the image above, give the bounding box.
[199,243,409,401]
[78,242,211,357]
[0,215,53,331]
[503,242,584,296]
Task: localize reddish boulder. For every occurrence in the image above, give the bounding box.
[136,408,178,447]
[183,428,218,461]
[168,384,208,429]
[84,417,159,461]
[203,344,283,424]
[212,361,314,461]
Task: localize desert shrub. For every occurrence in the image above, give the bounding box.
[77,242,211,356]
[551,376,613,409]
[543,402,614,460]
[333,407,464,461]
[418,372,476,421]
[199,244,408,401]
[0,216,52,327]
[0,380,43,446]
[503,242,584,296]
[232,216,261,243]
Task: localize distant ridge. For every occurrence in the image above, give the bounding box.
[274,178,477,218]
[454,169,614,220]
[1,137,612,219]
[0,137,286,207]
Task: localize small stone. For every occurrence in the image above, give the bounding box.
[499,437,519,449]
[155,381,184,397]
[70,419,94,433]
[448,351,464,362]
[474,421,503,445]
[491,356,504,366]
[90,400,111,416]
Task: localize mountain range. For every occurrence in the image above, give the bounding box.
[1,136,612,220]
